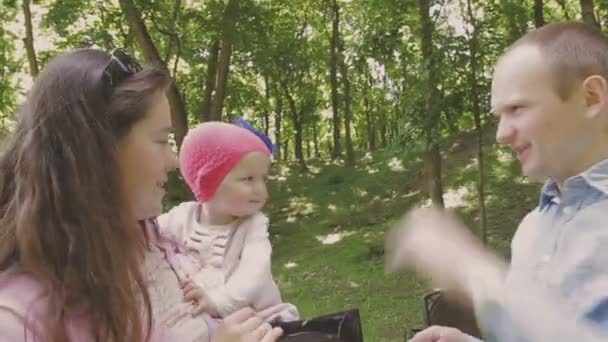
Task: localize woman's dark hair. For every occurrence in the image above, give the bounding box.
[0,48,171,341]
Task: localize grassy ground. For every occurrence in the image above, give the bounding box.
[264,131,540,341]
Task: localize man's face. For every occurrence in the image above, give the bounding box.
[491,44,595,182]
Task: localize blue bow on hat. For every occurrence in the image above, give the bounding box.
[232,117,276,156]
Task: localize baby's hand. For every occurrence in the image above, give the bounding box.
[181,279,221,317]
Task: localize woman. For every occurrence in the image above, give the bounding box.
[0,48,281,342]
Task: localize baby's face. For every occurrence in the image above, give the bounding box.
[209,151,271,217]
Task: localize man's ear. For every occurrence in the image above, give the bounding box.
[581,75,608,119]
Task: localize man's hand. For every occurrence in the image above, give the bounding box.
[409,326,472,342]
[385,207,502,295]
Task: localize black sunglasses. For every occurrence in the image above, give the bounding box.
[102,48,142,89]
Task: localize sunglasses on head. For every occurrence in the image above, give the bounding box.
[102,48,142,89]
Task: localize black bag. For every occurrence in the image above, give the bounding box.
[270,309,364,342]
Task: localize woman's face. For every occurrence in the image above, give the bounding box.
[116,92,178,220]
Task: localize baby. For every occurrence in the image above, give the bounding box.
[157,120,298,324]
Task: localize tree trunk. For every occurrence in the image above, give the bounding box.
[163,0,182,63]
[339,63,355,163]
[22,0,39,77]
[391,100,400,144]
[201,41,219,122]
[534,0,545,28]
[466,0,488,244]
[419,0,444,208]
[282,81,307,172]
[306,133,311,160]
[274,86,283,162]
[209,0,238,121]
[293,112,307,172]
[364,95,374,151]
[364,73,375,151]
[426,142,445,208]
[380,73,388,149]
[580,0,600,29]
[475,114,488,244]
[333,0,354,165]
[380,120,387,148]
[313,121,320,158]
[329,0,341,159]
[172,35,182,78]
[263,73,271,135]
[118,0,188,148]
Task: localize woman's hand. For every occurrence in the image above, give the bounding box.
[211,308,283,342]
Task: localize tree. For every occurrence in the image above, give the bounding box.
[463,0,488,244]
[282,78,309,172]
[118,0,188,147]
[333,0,355,165]
[0,4,19,130]
[209,0,239,121]
[201,41,219,122]
[22,0,39,77]
[580,0,600,29]
[274,84,283,161]
[418,0,444,208]
[534,0,545,28]
[329,0,342,159]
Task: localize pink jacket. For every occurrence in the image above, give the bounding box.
[0,264,172,341]
[0,220,181,341]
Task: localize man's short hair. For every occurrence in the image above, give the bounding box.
[506,21,608,99]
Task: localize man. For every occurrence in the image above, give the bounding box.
[386,21,608,342]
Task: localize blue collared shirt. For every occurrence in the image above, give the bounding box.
[472,159,608,341]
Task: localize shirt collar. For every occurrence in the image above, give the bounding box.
[539,178,560,210]
[538,158,608,210]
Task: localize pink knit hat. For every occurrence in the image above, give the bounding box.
[179,121,271,201]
